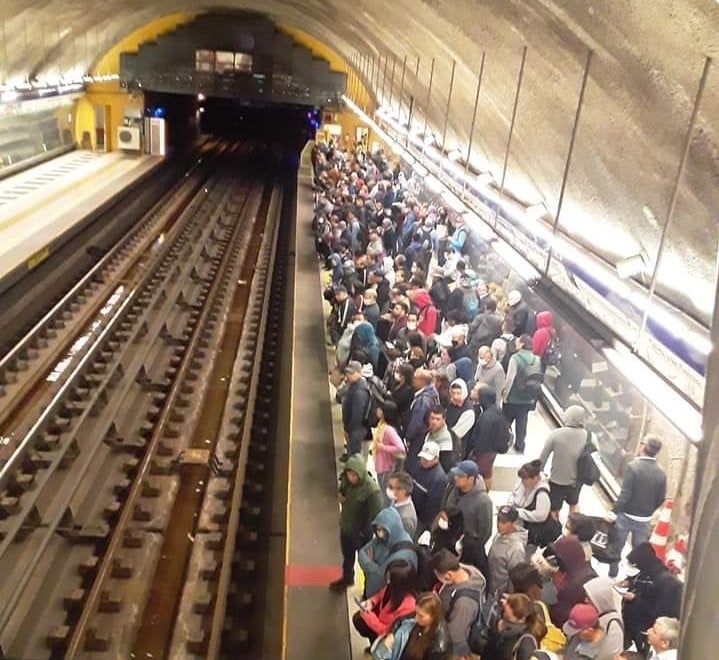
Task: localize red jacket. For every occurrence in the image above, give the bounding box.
[532,310,554,357]
[358,588,416,635]
[413,290,438,337]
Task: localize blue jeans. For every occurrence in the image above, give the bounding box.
[608,512,651,577]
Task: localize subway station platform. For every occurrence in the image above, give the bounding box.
[0,149,162,283]
[284,152,610,660]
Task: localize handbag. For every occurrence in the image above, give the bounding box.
[576,430,600,485]
[587,516,621,564]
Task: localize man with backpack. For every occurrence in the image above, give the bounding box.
[430,548,487,660]
[539,405,591,517]
[502,334,544,453]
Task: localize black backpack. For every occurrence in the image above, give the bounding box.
[448,587,491,654]
[513,353,544,400]
[389,540,436,592]
[491,417,511,454]
[576,430,600,485]
[541,333,561,368]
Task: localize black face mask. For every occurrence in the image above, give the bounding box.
[451,340,459,347]
[409,358,424,369]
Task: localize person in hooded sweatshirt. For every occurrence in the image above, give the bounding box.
[620,542,682,653]
[465,386,511,491]
[539,405,590,517]
[358,506,419,598]
[430,549,487,659]
[582,576,625,656]
[439,460,493,577]
[411,441,448,536]
[547,536,597,626]
[473,345,506,407]
[532,310,555,364]
[488,505,529,598]
[331,454,383,591]
[409,288,438,338]
[445,379,475,462]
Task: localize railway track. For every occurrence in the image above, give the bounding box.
[0,144,286,659]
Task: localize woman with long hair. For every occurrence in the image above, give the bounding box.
[354,560,417,644]
[371,591,451,660]
[373,400,407,496]
[497,592,547,660]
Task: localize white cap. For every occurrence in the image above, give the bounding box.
[508,290,522,306]
[418,441,440,461]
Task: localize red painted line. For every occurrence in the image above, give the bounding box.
[285,564,342,587]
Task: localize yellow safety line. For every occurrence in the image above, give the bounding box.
[0,156,132,234]
[280,167,299,660]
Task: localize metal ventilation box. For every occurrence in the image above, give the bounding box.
[117,125,141,150]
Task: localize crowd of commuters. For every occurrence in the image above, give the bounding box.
[312,139,681,660]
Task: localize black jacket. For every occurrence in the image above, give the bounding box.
[411,463,449,529]
[614,457,667,518]
[466,390,510,458]
[624,543,682,628]
[342,379,370,447]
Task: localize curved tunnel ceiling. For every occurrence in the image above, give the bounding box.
[1,0,718,324]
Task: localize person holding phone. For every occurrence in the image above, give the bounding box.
[353,560,418,645]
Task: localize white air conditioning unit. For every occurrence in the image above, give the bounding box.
[117,125,141,151]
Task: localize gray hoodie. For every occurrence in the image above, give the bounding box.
[583,576,624,655]
[539,405,589,486]
[438,564,486,656]
[488,526,529,596]
[443,478,493,546]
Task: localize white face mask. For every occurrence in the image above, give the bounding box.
[437,517,449,530]
[479,358,489,367]
[407,322,417,331]
[385,487,397,501]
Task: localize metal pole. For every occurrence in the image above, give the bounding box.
[462,52,486,199]
[405,56,421,147]
[543,48,593,276]
[388,53,397,115]
[381,52,390,107]
[397,54,408,132]
[439,58,457,160]
[634,55,712,349]
[421,57,436,163]
[492,46,528,228]
[2,23,8,82]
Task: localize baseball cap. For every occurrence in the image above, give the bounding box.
[417,441,440,461]
[563,603,599,637]
[496,505,519,524]
[508,290,522,306]
[344,360,362,375]
[449,460,479,478]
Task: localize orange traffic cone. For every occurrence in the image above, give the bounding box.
[649,498,673,560]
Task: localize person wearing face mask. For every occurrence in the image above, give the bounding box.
[387,471,418,539]
[474,345,506,408]
[359,507,419,598]
[396,310,428,353]
[448,328,472,364]
[445,379,475,461]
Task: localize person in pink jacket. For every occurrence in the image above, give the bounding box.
[353,559,417,643]
[372,400,407,498]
